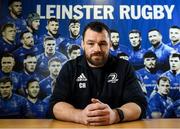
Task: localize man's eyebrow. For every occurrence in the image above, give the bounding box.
[86,40,95,42]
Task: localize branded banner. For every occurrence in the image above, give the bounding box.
[0,0,179,119]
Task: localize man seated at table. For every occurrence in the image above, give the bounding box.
[50,21,147,125]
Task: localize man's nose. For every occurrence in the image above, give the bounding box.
[94,44,101,52]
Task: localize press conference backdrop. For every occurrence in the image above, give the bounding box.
[0,0,179,119]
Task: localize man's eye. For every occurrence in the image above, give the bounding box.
[87,42,94,45]
[100,42,107,46]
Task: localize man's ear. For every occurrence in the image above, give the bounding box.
[109,41,112,48]
[46,25,48,30]
[20,39,24,44]
[8,6,12,12]
[2,31,5,37]
[81,40,84,50]
[25,89,28,95]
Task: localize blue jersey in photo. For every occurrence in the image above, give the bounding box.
[161,71,180,101]
[26,99,48,118]
[0,94,31,118]
[0,38,19,56]
[163,99,180,118]
[39,76,54,98]
[0,14,27,35]
[37,52,67,77]
[148,43,175,71]
[0,71,21,92]
[149,92,173,118]
[58,36,82,56]
[167,42,180,53]
[19,70,44,91]
[129,48,146,70]
[136,68,163,97]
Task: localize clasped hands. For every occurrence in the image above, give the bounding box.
[79,98,120,125]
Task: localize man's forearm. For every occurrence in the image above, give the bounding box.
[53,102,82,123]
[117,102,142,122]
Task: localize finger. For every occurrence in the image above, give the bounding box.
[87,109,109,117]
[88,103,107,111]
[91,98,102,103]
[87,115,108,123]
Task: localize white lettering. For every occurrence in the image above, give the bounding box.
[119,5,175,20]
[83,5,93,19]
[94,5,103,19]
[142,5,153,19]
[46,5,56,19]
[104,5,114,19]
[73,5,83,19]
[37,5,45,19]
[56,5,61,19]
[131,5,141,19]
[62,5,73,19]
[119,5,130,19]
[36,4,174,20]
[154,5,164,19]
[164,5,175,19]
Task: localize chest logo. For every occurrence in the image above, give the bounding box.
[76,73,87,82]
[107,73,119,83]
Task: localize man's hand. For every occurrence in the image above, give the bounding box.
[79,98,119,125]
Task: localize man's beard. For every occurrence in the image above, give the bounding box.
[25,66,35,74]
[16,13,22,18]
[70,31,79,38]
[26,43,34,48]
[30,26,38,33]
[85,52,108,67]
[171,70,177,75]
[152,41,160,48]
[29,94,38,99]
[49,31,58,38]
[112,43,119,50]
[132,43,141,51]
[12,10,22,18]
[172,39,179,43]
[52,71,59,78]
[147,66,157,73]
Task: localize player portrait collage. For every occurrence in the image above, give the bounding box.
[0,0,179,119]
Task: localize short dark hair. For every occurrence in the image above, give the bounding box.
[143,51,157,59]
[0,77,12,86]
[48,57,61,67]
[8,0,22,7]
[110,29,119,34]
[67,44,81,55]
[129,29,141,37]
[24,54,36,61]
[170,52,180,60]
[26,78,39,89]
[82,21,110,41]
[1,23,15,34]
[19,30,31,40]
[148,29,161,35]
[157,76,170,85]
[1,52,14,60]
[69,19,79,26]
[170,25,180,29]
[47,18,58,25]
[44,36,55,44]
